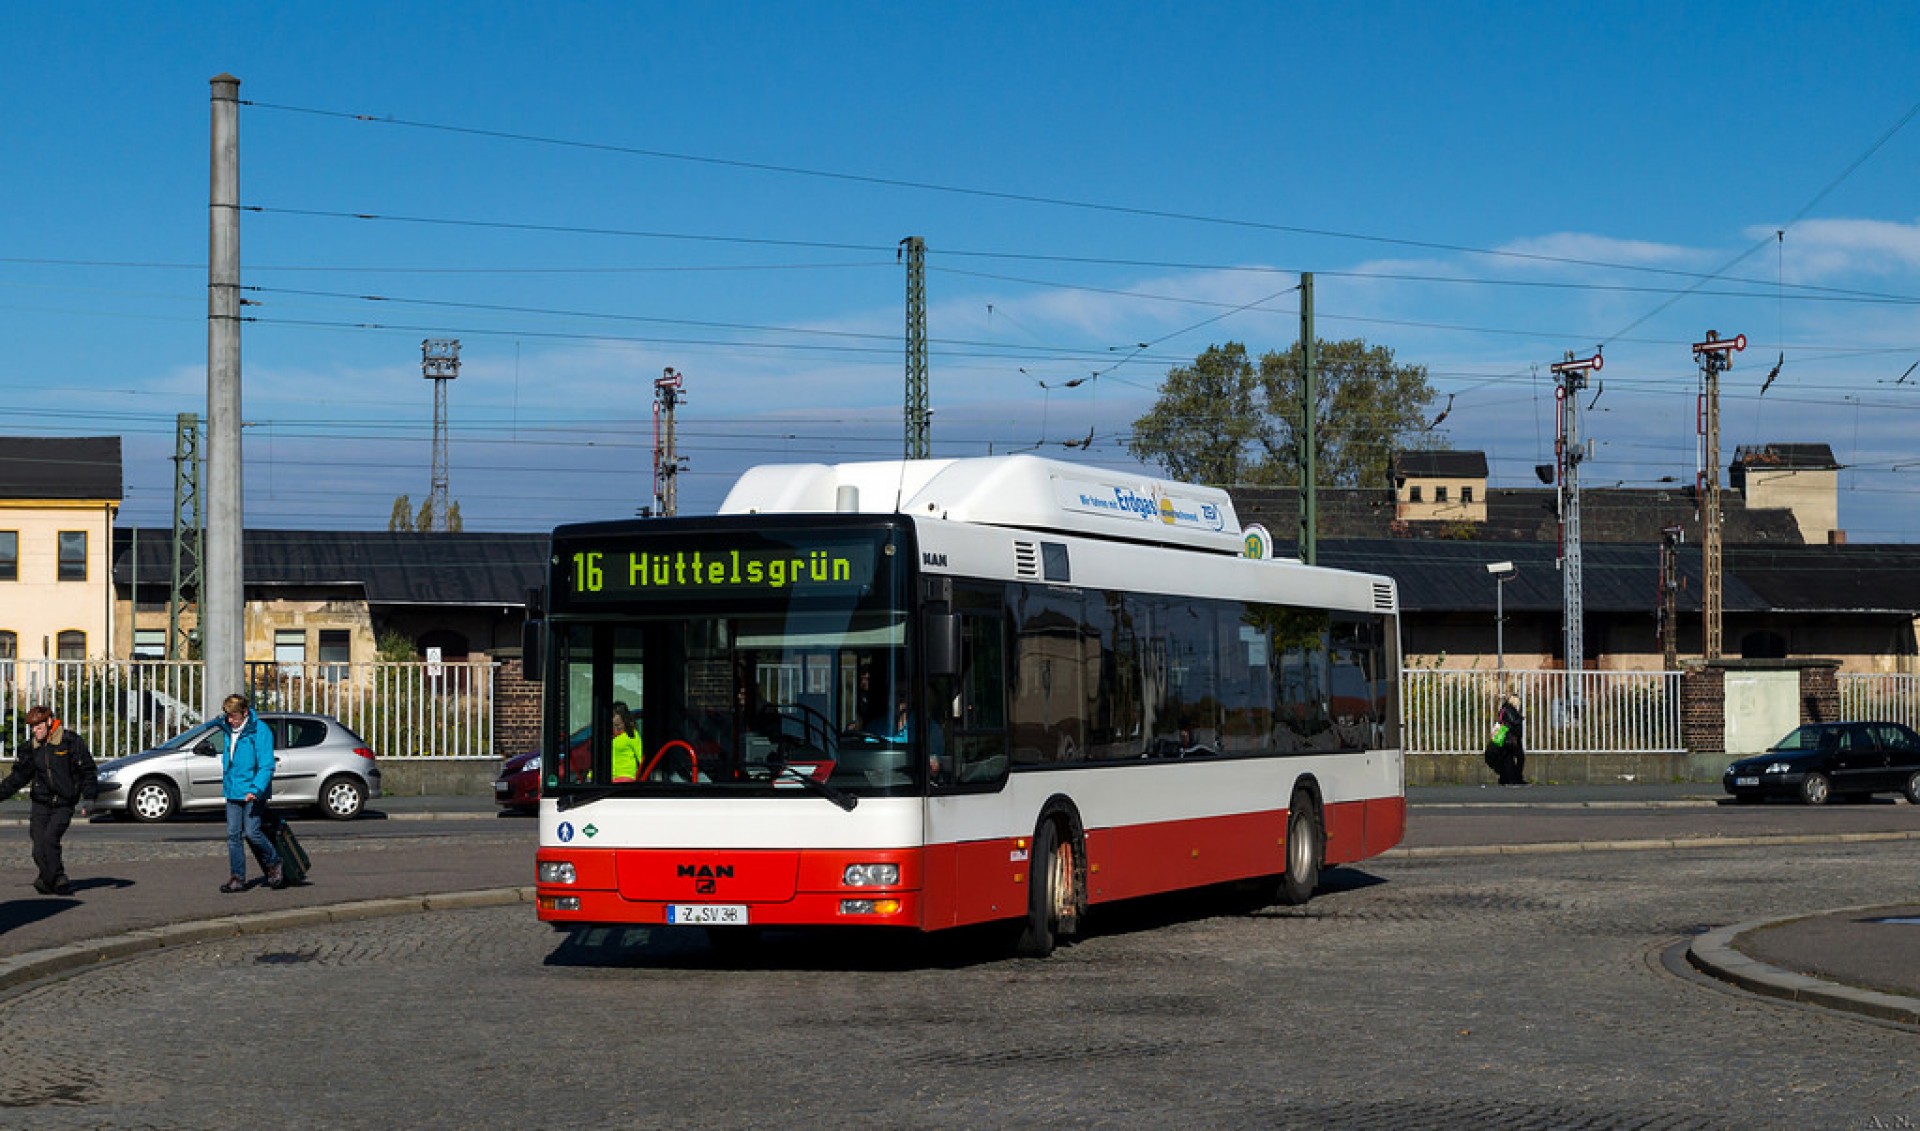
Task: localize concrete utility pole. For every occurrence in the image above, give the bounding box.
[421,339,460,531]
[653,367,685,517]
[1693,331,1745,660]
[900,236,929,459]
[1297,273,1317,566]
[204,74,243,714]
[1550,350,1603,677]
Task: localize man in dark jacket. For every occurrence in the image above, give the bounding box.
[0,705,99,895]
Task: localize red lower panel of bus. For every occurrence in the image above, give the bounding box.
[535,794,1406,931]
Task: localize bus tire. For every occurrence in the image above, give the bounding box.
[1014,820,1078,958]
[1279,790,1322,906]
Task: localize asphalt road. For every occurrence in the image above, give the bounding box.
[0,790,1915,1128]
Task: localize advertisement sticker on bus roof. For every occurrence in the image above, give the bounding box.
[1056,480,1228,533]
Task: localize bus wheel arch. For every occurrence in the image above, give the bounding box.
[1280,777,1325,906]
[1014,799,1086,958]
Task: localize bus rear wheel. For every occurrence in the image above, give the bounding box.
[1279,791,1323,906]
[1014,820,1079,958]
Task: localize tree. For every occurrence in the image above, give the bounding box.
[389,495,413,532]
[1125,344,1278,487]
[415,498,434,532]
[1129,338,1438,488]
[446,501,463,533]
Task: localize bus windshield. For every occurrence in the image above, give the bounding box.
[544,524,918,800]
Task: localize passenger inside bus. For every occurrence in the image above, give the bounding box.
[609,703,643,782]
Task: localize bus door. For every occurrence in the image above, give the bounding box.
[925,593,1015,927]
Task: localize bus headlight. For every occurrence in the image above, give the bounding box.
[843,863,899,887]
[538,861,576,884]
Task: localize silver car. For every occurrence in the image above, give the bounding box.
[93,712,383,822]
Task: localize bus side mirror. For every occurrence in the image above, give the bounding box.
[520,620,543,682]
[924,610,958,678]
[520,586,544,682]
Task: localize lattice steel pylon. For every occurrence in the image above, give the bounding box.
[900,236,929,459]
[421,339,460,531]
[1692,331,1745,660]
[167,413,204,660]
[1551,351,1603,677]
[653,367,686,517]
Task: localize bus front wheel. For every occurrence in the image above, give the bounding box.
[1014,820,1079,958]
[1279,791,1323,906]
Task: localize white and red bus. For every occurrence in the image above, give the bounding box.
[529,455,1402,955]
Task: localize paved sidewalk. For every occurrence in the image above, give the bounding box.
[0,790,1914,1030]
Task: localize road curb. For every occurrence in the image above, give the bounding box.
[1384,829,1920,858]
[0,886,534,996]
[1687,905,1920,1027]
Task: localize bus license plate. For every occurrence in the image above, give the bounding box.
[667,904,749,926]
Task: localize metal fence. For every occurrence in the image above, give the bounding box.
[1839,673,1920,732]
[0,659,496,761]
[1402,668,1684,756]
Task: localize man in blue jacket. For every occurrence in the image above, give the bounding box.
[217,694,283,892]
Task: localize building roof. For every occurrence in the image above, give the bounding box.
[114,529,548,607]
[1393,450,1488,479]
[0,436,122,501]
[1231,484,1806,547]
[1732,443,1840,472]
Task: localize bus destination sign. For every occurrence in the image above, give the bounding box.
[559,536,880,602]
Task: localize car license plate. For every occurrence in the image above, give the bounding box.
[492,781,510,794]
[1735,776,1759,787]
[667,904,749,926]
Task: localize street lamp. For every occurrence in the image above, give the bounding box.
[1487,561,1516,693]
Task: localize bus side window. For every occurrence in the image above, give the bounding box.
[950,612,1009,786]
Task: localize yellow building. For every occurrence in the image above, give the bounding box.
[0,437,121,663]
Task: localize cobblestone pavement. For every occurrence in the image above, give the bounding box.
[2,838,1915,1128]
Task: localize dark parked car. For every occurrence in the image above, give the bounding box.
[493,748,539,815]
[1723,721,1920,805]
[95,712,382,822]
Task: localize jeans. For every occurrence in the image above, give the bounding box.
[226,797,279,878]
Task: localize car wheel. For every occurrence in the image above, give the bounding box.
[1904,770,1920,805]
[1799,772,1832,806]
[1280,790,1324,906]
[127,778,178,823]
[317,774,367,820]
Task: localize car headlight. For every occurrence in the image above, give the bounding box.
[1766,762,1792,774]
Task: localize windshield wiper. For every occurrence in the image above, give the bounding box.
[767,764,858,812]
[556,789,613,812]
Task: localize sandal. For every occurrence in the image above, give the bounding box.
[219,875,246,894]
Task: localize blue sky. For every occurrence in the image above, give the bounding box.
[6,2,1920,537]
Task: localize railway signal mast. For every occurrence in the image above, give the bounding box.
[1551,350,1603,680]
[1693,331,1745,660]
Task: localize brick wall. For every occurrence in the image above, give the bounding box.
[1680,665,1726,755]
[1799,663,1841,724]
[493,648,542,757]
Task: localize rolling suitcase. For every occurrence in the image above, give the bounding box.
[253,810,311,885]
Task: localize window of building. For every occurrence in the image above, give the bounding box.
[1462,486,1475,503]
[56,630,85,661]
[57,531,87,582]
[0,532,16,581]
[275,629,306,672]
[1407,485,1422,503]
[319,629,351,681]
[0,631,14,660]
[133,628,167,661]
[1435,486,1449,503]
